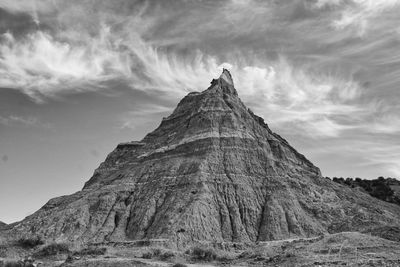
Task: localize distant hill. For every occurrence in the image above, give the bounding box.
[330,177,400,206]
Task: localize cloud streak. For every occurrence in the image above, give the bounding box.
[0,114,51,128]
[0,27,131,101]
[313,0,400,35]
[1,0,400,177]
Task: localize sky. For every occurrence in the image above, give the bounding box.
[1,0,400,224]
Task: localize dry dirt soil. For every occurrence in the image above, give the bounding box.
[1,231,400,266]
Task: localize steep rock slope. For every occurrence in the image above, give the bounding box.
[10,70,400,246]
[0,221,7,231]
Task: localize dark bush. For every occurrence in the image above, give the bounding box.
[159,251,175,260]
[191,246,217,261]
[34,243,69,257]
[16,237,44,249]
[363,226,400,242]
[216,254,234,262]
[3,260,24,267]
[172,263,188,267]
[153,248,162,257]
[238,250,254,259]
[136,240,151,246]
[64,254,74,263]
[141,252,153,259]
[74,247,106,256]
[142,248,172,260]
[331,176,399,205]
[3,257,39,267]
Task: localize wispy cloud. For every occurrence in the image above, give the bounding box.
[1,0,400,177]
[364,112,400,134]
[366,146,400,177]
[223,57,363,137]
[314,0,400,35]
[343,140,400,178]
[0,27,131,101]
[0,0,54,24]
[0,0,375,139]
[0,115,51,128]
[119,104,171,130]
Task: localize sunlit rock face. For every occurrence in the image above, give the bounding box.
[10,71,400,246]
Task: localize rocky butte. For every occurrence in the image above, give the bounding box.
[9,70,400,248]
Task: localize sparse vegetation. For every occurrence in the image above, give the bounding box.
[141,248,175,260]
[189,246,217,261]
[216,253,235,262]
[73,246,106,256]
[33,242,70,257]
[159,250,175,260]
[330,176,400,205]
[2,257,39,267]
[2,232,400,266]
[15,237,44,249]
[363,226,400,242]
[152,248,162,257]
[136,240,151,246]
[238,250,267,261]
[2,260,23,267]
[141,251,153,259]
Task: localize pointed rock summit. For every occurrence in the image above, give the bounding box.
[10,71,400,246]
[220,68,234,85]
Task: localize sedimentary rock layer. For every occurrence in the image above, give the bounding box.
[10,70,400,246]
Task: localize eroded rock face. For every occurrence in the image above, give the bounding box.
[0,221,7,231]
[10,70,400,246]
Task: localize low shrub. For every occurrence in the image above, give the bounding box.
[34,243,70,257]
[16,237,44,249]
[2,260,24,267]
[238,250,253,259]
[217,253,235,262]
[159,250,175,260]
[64,254,74,264]
[238,250,267,260]
[141,248,173,260]
[136,240,151,247]
[74,247,106,256]
[153,248,162,257]
[2,257,39,267]
[191,246,217,261]
[141,252,153,259]
[172,263,188,267]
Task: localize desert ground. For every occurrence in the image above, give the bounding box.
[1,230,400,266]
